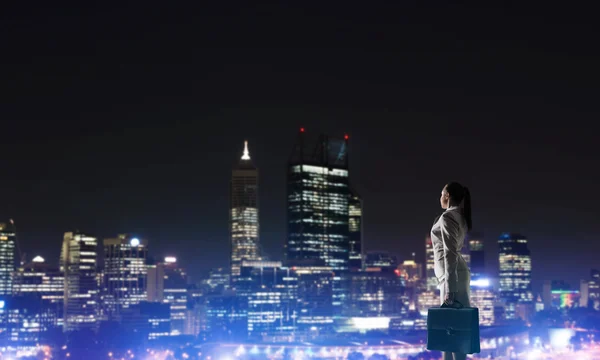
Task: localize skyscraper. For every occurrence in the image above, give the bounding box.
[61,231,99,332]
[286,130,350,271]
[286,130,351,318]
[0,222,16,295]
[103,234,148,320]
[469,233,485,280]
[498,233,533,320]
[348,189,363,271]
[230,141,260,280]
[425,236,437,292]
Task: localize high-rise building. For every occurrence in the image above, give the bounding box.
[162,257,188,335]
[589,269,600,310]
[61,231,99,332]
[103,234,148,320]
[348,189,363,271]
[469,233,485,280]
[236,260,297,340]
[286,130,352,317]
[13,256,64,327]
[364,251,397,269]
[0,222,16,295]
[470,280,495,326]
[498,233,533,320]
[425,236,437,292]
[230,141,260,281]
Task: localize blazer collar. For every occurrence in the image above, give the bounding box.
[446,206,460,212]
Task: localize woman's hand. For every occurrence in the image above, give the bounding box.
[443,291,457,306]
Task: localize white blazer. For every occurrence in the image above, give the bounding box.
[430,206,470,295]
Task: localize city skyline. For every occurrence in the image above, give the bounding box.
[2,2,599,294]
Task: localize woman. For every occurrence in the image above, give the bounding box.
[431,182,472,360]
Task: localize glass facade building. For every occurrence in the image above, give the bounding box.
[61,231,99,331]
[102,234,148,320]
[286,132,352,318]
[425,236,437,292]
[13,256,64,328]
[498,233,533,320]
[469,233,485,280]
[348,190,363,271]
[230,141,260,280]
[0,222,16,296]
[237,260,297,340]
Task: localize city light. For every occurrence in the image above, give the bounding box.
[470,278,490,287]
[130,238,140,246]
[164,256,176,263]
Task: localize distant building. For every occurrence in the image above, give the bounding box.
[103,234,148,320]
[498,233,533,320]
[13,256,64,328]
[201,268,230,294]
[147,257,188,335]
[348,189,363,271]
[237,260,297,340]
[588,269,600,310]
[364,252,397,269]
[61,231,99,332]
[425,236,437,292]
[347,265,406,319]
[286,130,352,317]
[0,222,16,296]
[468,233,485,280]
[470,278,495,326]
[230,141,260,281]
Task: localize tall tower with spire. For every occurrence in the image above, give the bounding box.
[230,141,260,282]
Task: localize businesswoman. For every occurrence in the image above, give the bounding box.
[431,182,472,360]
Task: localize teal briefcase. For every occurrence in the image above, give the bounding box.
[426,302,481,354]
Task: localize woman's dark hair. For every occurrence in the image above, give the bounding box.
[446,182,472,231]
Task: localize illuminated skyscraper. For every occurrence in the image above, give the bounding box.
[0,222,16,295]
[286,130,351,316]
[230,141,260,280]
[469,233,485,280]
[425,236,437,292]
[470,279,495,326]
[286,130,350,270]
[498,233,533,320]
[348,189,363,271]
[103,234,148,320]
[13,256,64,328]
[61,231,99,331]
[163,257,188,335]
[589,269,600,310]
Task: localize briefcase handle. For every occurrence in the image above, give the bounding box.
[440,299,464,309]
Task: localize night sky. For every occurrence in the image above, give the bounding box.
[2,2,599,292]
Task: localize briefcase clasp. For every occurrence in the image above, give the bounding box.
[446,327,456,336]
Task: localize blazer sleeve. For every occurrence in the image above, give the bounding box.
[440,212,461,293]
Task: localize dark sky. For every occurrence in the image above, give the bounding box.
[2,2,599,292]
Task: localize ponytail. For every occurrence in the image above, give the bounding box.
[446,181,473,231]
[463,186,472,231]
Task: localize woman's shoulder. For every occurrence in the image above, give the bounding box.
[442,208,466,228]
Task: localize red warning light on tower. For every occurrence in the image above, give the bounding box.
[344,134,349,140]
[300,127,305,133]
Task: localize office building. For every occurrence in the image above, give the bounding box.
[498,233,533,320]
[103,234,148,320]
[61,231,99,331]
[286,130,351,316]
[163,257,188,335]
[347,265,406,318]
[469,233,485,280]
[13,256,64,327]
[425,236,437,292]
[470,278,495,326]
[230,141,260,281]
[0,222,16,296]
[348,189,363,271]
[588,269,600,309]
[237,260,297,340]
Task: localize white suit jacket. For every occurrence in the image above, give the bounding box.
[430,206,470,294]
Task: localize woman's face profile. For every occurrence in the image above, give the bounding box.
[440,185,450,209]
